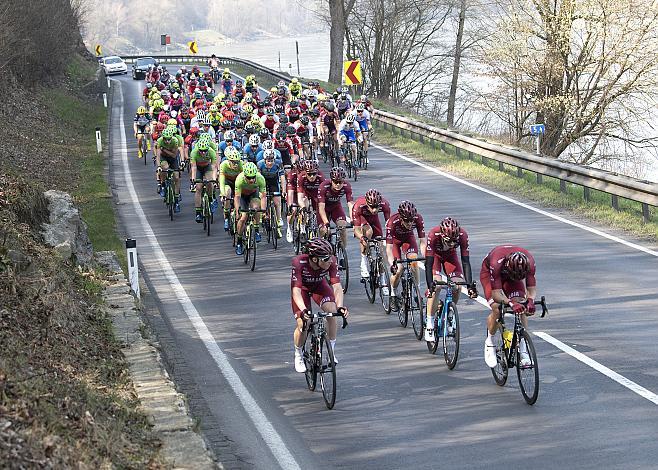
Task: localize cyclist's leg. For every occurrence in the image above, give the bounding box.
[316,283,338,341]
[159,159,170,185]
[389,241,403,290]
[236,196,250,238]
[293,292,312,348]
[250,196,262,227]
[334,209,348,249]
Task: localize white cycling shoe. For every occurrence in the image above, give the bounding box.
[286,229,293,243]
[519,351,532,367]
[294,352,306,373]
[484,337,498,368]
[424,327,435,342]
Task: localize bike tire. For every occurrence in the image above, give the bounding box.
[398,282,409,328]
[490,327,509,386]
[410,281,424,340]
[250,227,257,271]
[378,260,392,314]
[443,303,460,369]
[516,330,539,405]
[142,138,148,166]
[270,205,278,251]
[320,335,337,410]
[206,201,211,237]
[364,259,376,304]
[303,334,317,391]
[336,244,349,293]
[243,226,250,265]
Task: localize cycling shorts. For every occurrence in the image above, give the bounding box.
[160,155,180,170]
[389,235,418,259]
[432,251,463,279]
[265,177,281,195]
[324,204,346,224]
[340,129,356,141]
[291,281,335,319]
[239,192,260,211]
[479,264,526,305]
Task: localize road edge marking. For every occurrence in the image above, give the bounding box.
[114,81,301,470]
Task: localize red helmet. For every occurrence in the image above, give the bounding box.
[364,189,382,207]
[189,126,199,135]
[306,238,333,258]
[158,114,170,123]
[397,201,417,221]
[295,158,306,171]
[303,160,319,173]
[439,217,460,242]
[505,251,530,280]
[155,122,166,132]
[330,166,346,182]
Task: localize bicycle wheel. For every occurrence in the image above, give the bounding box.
[443,303,460,369]
[336,243,349,293]
[319,335,337,409]
[270,205,278,251]
[243,225,250,265]
[142,138,148,166]
[490,327,509,386]
[378,259,392,314]
[166,184,174,221]
[410,281,424,340]
[250,226,257,271]
[398,282,409,328]
[205,200,211,237]
[364,258,376,304]
[516,330,539,405]
[303,334,317,391]
[293,214,302,254]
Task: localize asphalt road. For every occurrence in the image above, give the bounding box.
[108,72,658,469]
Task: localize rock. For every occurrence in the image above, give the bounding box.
[41,190,93,266]
[6,249,34,274]
[94,250,122,274]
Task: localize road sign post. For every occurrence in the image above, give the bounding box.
[296,41,300,75]
[126,239,140,299]
[530,124,545,155]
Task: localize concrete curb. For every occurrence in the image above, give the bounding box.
[98,251,220,469]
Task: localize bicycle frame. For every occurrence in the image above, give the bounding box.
[497,297,548,365]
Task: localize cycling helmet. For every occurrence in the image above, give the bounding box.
[300,116,310,125]
[209,104,218,113]
[504,251,530,280]
[274,104,285,114]
[167,118,177,126]
[346,113,355,123]
[266,107,275,116]
[275,130,287,140]
[356,103,366,111]
[286,125,296,136]
[439,217,460,242]
[289,100,299,108]
[291,77,298,84]
[329,166,346,182]
[224,67,230,73]
[306,237,333,258]
[243,104,254,114]
[264,149,276,162]
[262,140,274,151]
[397,201,417,221]
[235,119,245,129]
[277,88,285,96]
[365,189,382,207]
[317,93,326,101]
[225,147,241,161]
[202,117,212,126]
[243,162,258,178]
[146,83,153,89]
[152,92,161,100]
[197,140,209,151]
[245,122,255,133]
[194,90,203,98]
[303,160,319,173]
[258,128,270,140]
[341,86,349,93]
[137,106,146,114]
[249,134,260,147]
[224,130,235,141]
[221,120,232,129]
[361,94,367,101]
[239,111,249,120]
[279,115,289,125]
[161,127,175,139]
[196,110,207,121]
[158,113,170,124]
[325,103,335,112]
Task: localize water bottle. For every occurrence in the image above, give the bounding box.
[503,330,513,349]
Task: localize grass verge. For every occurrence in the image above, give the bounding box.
[373,125,658,241]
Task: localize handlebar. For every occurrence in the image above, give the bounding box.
[499,296,549,318]
[193,179,217,184]
[239,208,266,213]
[305,307,349,329]
[393,257,426,266]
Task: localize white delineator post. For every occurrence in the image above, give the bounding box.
[536,134,541,155]
[103,92,107,108]
[126,238,140,299]
[107,77,110,88]
[95,126,102,153]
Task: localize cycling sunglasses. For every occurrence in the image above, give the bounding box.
[307,172,317,176]
[317,255,332,262]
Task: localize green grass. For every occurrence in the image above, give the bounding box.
[374,124,658,241]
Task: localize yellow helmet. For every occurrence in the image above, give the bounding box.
[137,106,146,114]
[245,92,252,99]
[317,93,326,101]
[224,67,230,73]
[167,118,177,126]
[250,115,261,125]
[243,104,254,113]
[291,77,298,83]
[270,86,277,93]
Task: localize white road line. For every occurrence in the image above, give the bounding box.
[114,81,301,470]
[371,143,658,257]
[533,332,658,405]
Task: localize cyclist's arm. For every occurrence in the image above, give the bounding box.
[258,176,267,210]
[318,202,328,225]
[219,169,226,194]
[419,237,427,257]
[292,286,307,313]
[461,255,473,285]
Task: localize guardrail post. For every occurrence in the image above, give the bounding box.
[583,186,590,202]
[517,167,523,178]
[611,195,619,211]
[560,180,567,193]
[430,138,436,149]
[536,173,542,184]
[419,133,424,143]
[468,151,473,160]
[498,161,504,171]
[455,147,461,158]
[440,142,446,152]
[642,203,650,223]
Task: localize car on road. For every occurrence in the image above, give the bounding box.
[101,56,128,76]
[132,57,158,80]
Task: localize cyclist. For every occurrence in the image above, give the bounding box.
[243,134,262,163]
[294,115,314,160]
[320,102,340,154]
[234,162,267,255]
[257,149,286,237]
[291,237,349,372]
[338,113,361,165]
[221,68,233,95]
[133,106,152,159]
[219,130,242,159]
[424,217,478,342]
[354,104,372,157]
[386,201,426,311]
[289,77,303,98]
[273,129,294,168]
[318,167,354,252]
[481,246,537,368]
[219,147,244,230]
[285,159,304,243]
[190,139,218,223]
[245,74,258,94]
[352,189,391,278]
[156,127,184,212]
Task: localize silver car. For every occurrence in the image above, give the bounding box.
[102,56,128,76]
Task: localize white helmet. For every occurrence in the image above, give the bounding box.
[249,134,260,147]
[262,139,274,151]
[224,130,235,141]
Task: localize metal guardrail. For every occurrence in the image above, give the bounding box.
[119,54,656,222]
[372,110,658,222]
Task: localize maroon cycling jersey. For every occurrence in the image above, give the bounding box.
[263,116,278,131]
[386,213,426,243]
[322,112,339,130]
[318,180,353,206]
[483,245,536,290]
[274,138,294,154]
[291,254,340,289]
[296,171,325,202]
[426,226,470,258]
[351,196,391,226]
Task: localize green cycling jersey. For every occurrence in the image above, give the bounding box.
[235,172,266,196]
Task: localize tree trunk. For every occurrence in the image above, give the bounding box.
[329,0,346,84]
[447,0,466,128]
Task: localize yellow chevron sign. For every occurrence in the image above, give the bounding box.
[188,41,198,54]
[95,44,102,56]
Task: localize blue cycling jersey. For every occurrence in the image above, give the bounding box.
[243,144,262,162]
[219,140,243,153]
[256,149,282,163]
[340,129,357,141]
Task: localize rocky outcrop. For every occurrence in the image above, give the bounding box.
[41,190,93,265]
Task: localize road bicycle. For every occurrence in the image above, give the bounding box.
[263,190,282,250]
[292,206,319,255]
[239,208,266,271]
[356,131,370,170]
[426,278,473,369]
[194,179,216,236]
[341,140,358,181]
[302,309,348,409]
[390,258,425,333]
[163,169,180,221]
[491,297,548,405]
[136,128,150,165]
[360,236,392,313]
[327,223,352,293]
